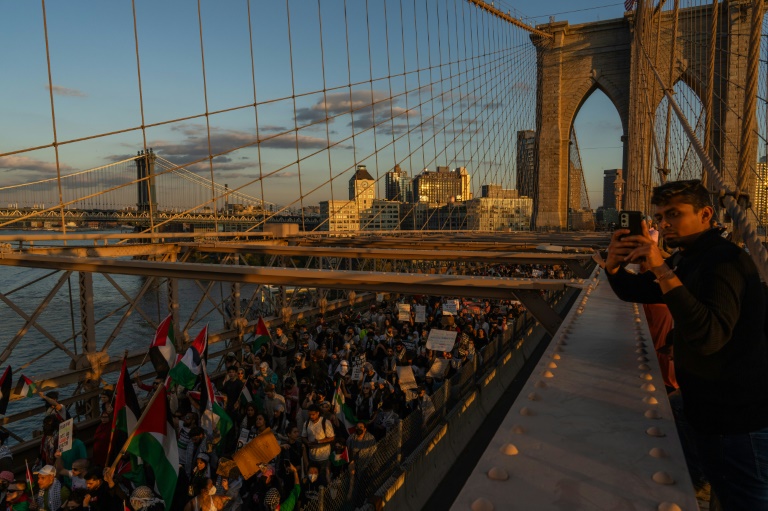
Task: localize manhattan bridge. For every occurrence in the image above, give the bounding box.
[0,1,767,509]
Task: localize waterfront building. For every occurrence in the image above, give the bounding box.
[466,196,533,231]
[413,166,471,204]
[480,184,519,199]
[320,164,399,231]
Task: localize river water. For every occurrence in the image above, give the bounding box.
[0,230,236,443]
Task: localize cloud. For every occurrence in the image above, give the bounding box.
[0,155,74,175]
[45,85,87,98]
[294,90,418,133]
[260,132,331,150]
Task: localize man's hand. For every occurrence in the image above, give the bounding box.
[605,228,639,274]
[623,220,666,272]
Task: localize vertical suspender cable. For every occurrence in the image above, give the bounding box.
[40,0,67,238]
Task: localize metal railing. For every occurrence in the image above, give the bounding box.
[307,294,554,511]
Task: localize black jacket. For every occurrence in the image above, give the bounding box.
[607,228,768,434]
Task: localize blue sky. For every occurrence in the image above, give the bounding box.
[0,1,630,210]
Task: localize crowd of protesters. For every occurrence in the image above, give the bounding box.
[0,263,566,511]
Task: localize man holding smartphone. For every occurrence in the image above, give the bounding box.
[604,179,768,511]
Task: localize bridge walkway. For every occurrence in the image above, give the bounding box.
[452,269,699,511]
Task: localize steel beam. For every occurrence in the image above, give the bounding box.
[0,254,578,301]
[79,272,97,353]
[513,289,564,336]
[187,244,594,265]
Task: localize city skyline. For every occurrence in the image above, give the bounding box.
[1,1,631,210]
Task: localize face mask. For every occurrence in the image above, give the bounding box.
[308,474,318,482]
[208,486,217,496]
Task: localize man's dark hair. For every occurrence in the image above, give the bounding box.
[85,467,103,481]
[189,426,205,438]
[651,179,712,211]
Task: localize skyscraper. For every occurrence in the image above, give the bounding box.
[602,169,623,209]
[516,130,536,199]
[385,164,413,202]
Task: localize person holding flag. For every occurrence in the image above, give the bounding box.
[109,384,179,507]
[251,317,272,354]
[198,360,233,458]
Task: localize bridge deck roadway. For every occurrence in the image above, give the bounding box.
[452,269,698,511]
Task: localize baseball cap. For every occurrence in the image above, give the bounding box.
[35,465,56,477]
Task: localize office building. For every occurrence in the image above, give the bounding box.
[466,196,533,231]
[516,130,536,199]
[385,164,413,202]
[603,169,623,209]
[413,166,471,205]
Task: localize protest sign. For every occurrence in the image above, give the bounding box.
[414,305,426,323]
[397,303,411,321]
[426,329,457,352]
[351,354,366,381]
[428,358,450,378]
[442,300,459,315]
[396,366,418,390]
[58,418,74,453]
[236,428,251,450]
[233,428,282,480]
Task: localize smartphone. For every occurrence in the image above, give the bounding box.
[619,211,644,239]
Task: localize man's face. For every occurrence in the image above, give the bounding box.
[308,410,320,422]
[38,473,54,490]
[86,477,101,491]
[184,414,195,427]
[71,463,87,479]
[654,196,712,248]
[7,485,24,502]
[289,427,300,440]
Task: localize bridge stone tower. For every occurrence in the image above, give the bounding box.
[532,1,759,228]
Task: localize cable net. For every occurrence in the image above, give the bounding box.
[0,0,542,234]
[629,0,768,281]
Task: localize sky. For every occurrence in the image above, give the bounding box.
[0,1,631,211]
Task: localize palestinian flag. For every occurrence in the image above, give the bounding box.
[0,366,12,415]
[200,361,233,444]
[168,325,207,389]
[238,386,254,409]
[149,315,176,377]
[187,390,226,407]
[15,375,36,398]
[251,317,271,351]
[332,379,359,434]
[110,358,142,466]
[126,386,179,505]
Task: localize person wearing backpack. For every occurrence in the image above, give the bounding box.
[300,405,334,480]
